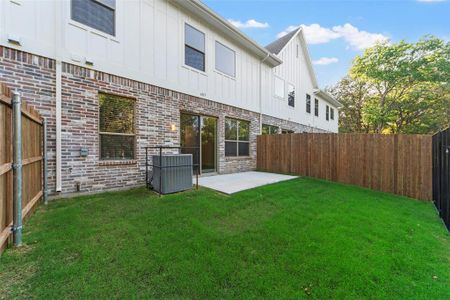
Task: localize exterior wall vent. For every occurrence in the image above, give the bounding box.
[152,154,193,194]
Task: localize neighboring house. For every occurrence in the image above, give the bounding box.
[0,0,341,194]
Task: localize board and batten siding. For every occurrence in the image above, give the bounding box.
[0,0,269,114]
[262,34,339,132]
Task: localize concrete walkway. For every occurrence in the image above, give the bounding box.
[195,171,297,194]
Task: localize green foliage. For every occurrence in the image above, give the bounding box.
[333,36,450,133]
[1,179,449,298]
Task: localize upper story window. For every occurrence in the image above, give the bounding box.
[326,105,330,121]
[185,24,205,72]
[282,129,294,134]
[262,124,279,135]
[274,76,284,99]
[288,84,295,107]
[306,94,311,113]
[225,118,250,157]
[296,44,299,58]
[215,41,235,77]
[71,0,116,36]
[99,93,135,160]
[330,107,335,120]
[314,98,319,116]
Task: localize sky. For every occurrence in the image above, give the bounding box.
[203,0,450,88]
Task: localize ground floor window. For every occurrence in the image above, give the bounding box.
[225,118,250,156]
[282,129,294,134]
[99,93,135,160]
[262,124,279,135]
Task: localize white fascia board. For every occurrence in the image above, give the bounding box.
[172,0,282,67]
[314,89,342,108]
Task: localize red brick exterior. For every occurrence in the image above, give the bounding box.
[0,46,259,194]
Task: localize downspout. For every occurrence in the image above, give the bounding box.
[259,53,270,134]
[12,92,23,247]
[54,0,62,192]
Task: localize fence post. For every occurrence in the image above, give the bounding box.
[12,92,23,247]
[43,118,48,205]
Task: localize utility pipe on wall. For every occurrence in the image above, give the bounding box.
[12,92,23,247]
[43,118,48,204]
[55,61,62,192]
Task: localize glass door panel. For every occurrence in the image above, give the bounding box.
[180,113,200,174]
[201,116,217,173]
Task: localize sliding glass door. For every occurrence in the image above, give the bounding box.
[180,113,217,173]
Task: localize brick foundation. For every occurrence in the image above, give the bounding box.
[262,114,328,133]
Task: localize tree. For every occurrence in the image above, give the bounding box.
[335,36,450,134]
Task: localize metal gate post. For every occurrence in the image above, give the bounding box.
[43,118,48,205]
[12,92,23,247]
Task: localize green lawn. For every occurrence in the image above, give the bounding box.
[1,178,449,299]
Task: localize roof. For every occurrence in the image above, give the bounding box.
[265,27,301,55]
[172,0,282,67]
[314,89,342,108]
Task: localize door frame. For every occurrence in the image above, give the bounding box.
[180,111,218,174]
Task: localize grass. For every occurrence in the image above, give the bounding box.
[0,177,449,299]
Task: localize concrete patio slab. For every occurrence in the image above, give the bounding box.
[195,171,297,194]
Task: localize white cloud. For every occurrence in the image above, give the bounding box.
[277,23,388,50]
[332,23,388,50]
[228,19,269,29]
[312,57,339,65]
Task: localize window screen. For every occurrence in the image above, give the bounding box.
[314,98,319,116]
[185,24,205,71]
[288,84,295,107]
[215,41,235,77]
[274,76,284,99]
[71,0,115,36]
[225,118,250,156]
[99,93,135,160]
[306,94,311,113]
[262,124,279,135]
[331,107,335,120]
[326,105,330,121]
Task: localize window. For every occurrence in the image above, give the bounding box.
[215,41,235,77]
[274,76,284,99]
[282,129,294,134]
[225,118,250,156]
[306,94,311,113]
[326,105,330,121]
[296,44,299,58]
[71,0,116,36]
[314,98,319,116]
[99,93,135,160]
[288,84,295,107]
[185,24,205,71]
[262,124,278,135]
[330,107,335,120]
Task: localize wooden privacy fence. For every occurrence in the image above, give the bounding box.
[0,83,43,253]
[257,133,433,201]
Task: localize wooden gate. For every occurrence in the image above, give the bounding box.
[0,83,43,253]
[432,127,450,231]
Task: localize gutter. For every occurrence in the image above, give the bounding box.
[55,0,62,192]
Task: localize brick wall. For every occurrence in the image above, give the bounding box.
[262,114,328,134]
[0,46,262,194]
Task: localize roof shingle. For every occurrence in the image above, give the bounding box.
[265,27,300,55]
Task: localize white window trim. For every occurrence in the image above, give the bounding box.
[274,75,285,100]
[287,82,295,108]
[68,0,119,41]
[214,40,236,78]
[183,22,207,74]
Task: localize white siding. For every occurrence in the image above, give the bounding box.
[261,34,339,132]
[0,0,264,112]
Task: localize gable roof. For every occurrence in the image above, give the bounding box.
[173,0,282,67]
[265,27,301,55]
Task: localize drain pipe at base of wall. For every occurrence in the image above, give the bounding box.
[259,53,270,134]
[12,92,23,247]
